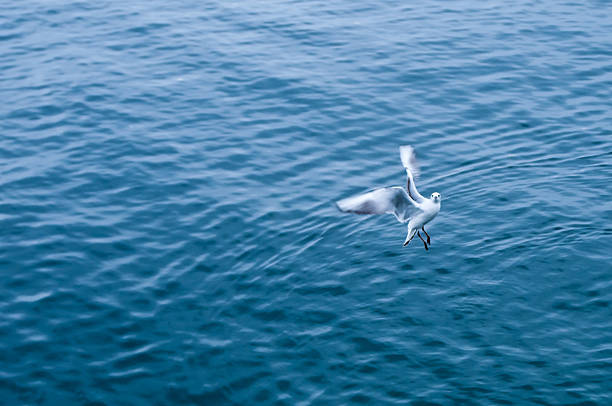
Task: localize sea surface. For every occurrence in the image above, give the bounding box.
[1,1,611,405]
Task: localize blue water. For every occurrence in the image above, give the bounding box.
[2,1,612,404]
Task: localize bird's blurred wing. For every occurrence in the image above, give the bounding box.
[399,145,426,203]
[399,145,420,179]
[336,187,420,222]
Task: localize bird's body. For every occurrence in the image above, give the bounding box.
[336,145,441,249]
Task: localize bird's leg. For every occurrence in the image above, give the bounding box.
[421,226,431,245]
[417,231,429,251]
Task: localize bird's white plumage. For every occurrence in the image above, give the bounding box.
[399,145,420,180]
[336,145,441,247]
[336,186,418,223]
[400,145,426,203]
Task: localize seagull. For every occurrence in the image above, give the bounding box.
[336,145,441,250]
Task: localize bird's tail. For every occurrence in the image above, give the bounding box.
[399,145,420,179]
[403,227,416,246]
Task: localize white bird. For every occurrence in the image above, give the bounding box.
[336,145,441,250]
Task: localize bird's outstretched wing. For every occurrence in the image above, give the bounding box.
[399,145,420,178]
[399,145,425,203]
[336,187,421,223]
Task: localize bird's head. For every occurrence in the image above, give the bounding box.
[431,192,441,203]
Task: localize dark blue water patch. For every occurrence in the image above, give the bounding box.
[2,0,612,405]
